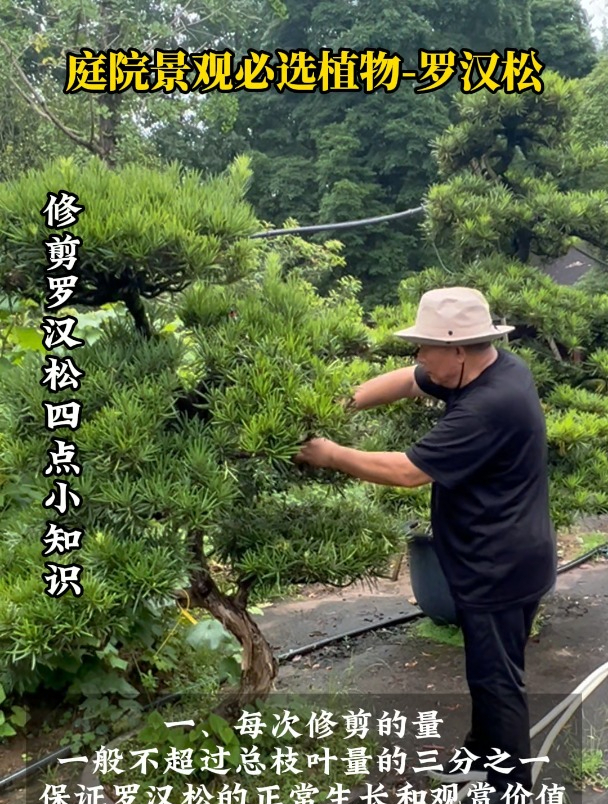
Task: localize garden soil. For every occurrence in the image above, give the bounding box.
[257,548,608,804]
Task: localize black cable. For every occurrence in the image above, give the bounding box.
[250,205,425,239]
[0,747,72,791]
[276,609,424,662]
[555,542,608,574]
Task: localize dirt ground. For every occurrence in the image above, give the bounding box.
[256,546,608,804]
[1,530,607,804]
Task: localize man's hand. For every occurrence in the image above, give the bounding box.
[338,395,358,412]
[295,437,433,487]
[294,437,337,469]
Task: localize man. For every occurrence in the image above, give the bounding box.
[295,287,557,799]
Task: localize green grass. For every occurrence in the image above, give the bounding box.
[414,619,464,647]
[560,717,608,791]
[579,532,608,555]
[530,603,547,638]
[563,747,608,791]
[413,604,548,647]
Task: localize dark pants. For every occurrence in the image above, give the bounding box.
[458,600,540,794]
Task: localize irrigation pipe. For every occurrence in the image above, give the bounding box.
[456,657,608,800]
[532,660,608,787]
[0,541,606,794]
[277,609,425,663]
[250,205,425,238]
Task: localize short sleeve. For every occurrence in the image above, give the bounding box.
[406,405,509,490]
[414,365,450,402]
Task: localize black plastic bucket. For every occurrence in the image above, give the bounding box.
[406,526,459,626]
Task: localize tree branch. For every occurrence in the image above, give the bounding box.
[233,577,255,610]
[547,336,563,362]
[0,35,102,157]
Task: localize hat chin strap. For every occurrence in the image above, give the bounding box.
[456,359,465,390]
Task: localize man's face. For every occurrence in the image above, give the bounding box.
[416,344,464,388]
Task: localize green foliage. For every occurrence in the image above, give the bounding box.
[575,56,608,148]
[253,221,348,289]
[0,682,28,739]
[185,618,243,687]
[223,485,403,585]
[530,0,598,78]
[424,71,608,266]
[0,217,410,708]
[0,295,44,375]
[0,157,260,313]
[414,619,465,647]
[0,0,286,176]
[548,384,608,415]
[53,609,233,753]
[563,746,608,791]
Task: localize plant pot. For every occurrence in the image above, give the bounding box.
[407,529,459,627]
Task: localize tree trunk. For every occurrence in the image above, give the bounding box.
[99,0,121,168]
[515,230,532,262]
[98,93,120,169]
[123,286,153,338]
[187,560,279,721]
[202,584,279,721]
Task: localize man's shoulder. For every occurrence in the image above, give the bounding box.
[499,349,539,402]
[498,348,532,373]
[479,348,536,393]
[458,349,539,417]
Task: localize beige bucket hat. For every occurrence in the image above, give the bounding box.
[395,287,514,346]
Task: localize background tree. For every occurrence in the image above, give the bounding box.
[1,0,599,305]
[153,0,539,307]
[530,0,598,78]
[0,0,286,172]
[573,55,608,149]
[423,71,608,268]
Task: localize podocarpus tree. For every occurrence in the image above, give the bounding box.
[379,69,608,531]
[422,70,608,265]
[0,157,407,714]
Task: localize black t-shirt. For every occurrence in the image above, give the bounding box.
[406,349,557,612]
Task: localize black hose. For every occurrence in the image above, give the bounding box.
[276,609,424,662]
[556,542,608,574]
[1,540,606,793]
[0,747,72,791]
